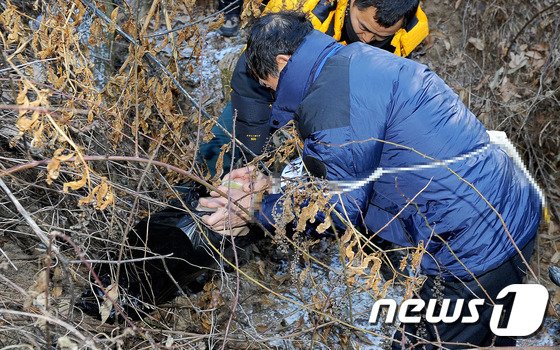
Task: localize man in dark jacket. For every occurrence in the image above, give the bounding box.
[200,12,542,348]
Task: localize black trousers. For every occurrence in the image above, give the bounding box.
[391,239,535,349]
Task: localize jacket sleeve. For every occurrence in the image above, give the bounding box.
[231,52,275,158]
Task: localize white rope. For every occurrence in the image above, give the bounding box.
[280,131,546,209]
[486,131,546,208]
[331,144,491,195]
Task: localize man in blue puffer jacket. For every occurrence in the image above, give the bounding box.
[199,12,542,348]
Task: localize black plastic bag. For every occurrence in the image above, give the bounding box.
[77,183,260,321]
[550,265,560,287]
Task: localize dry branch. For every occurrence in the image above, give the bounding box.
[0,176,58,254]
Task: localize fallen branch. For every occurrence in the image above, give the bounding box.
[0,176,58,255]
[66,254,173,265]
[0,309,90,344]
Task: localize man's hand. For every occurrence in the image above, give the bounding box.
[199,187,252,232]
[221,165,270,193]
[198,166,271,234]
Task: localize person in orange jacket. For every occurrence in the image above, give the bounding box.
[201,0,429,174]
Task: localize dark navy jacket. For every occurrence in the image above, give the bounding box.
[257,30,541,280]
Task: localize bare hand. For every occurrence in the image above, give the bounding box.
[220,166,271,194]
[198,166,271,233]
[199,188,252,231]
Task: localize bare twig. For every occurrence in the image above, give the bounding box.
[0,177,58,254]
[0,246,17,270]
[220,109,241,350]
[145,2,239,38]
[0,309,91,344]
[66,254,173,264]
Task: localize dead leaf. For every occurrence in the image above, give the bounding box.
[31,270,48,294]
[296,202,319,232]
[256,260,266,276]
[164,335,174,347]
[410,243,424,272]
[272,273,290,284]
[489,67,504,90]
[532,59,545,70]
[63,172,88,193]
[33,292,47,308]
[294,316,305,329]
[316,215,332,233]
[100,283,119,324]
[210,289,223,309]
[109,7,119,34]
[207,16,224,32]
[299,267,309,284]
[94,180,114,209]
[46,149,74,185]
[340,229,352,244]
[525,50,543,60]
[344,240,356,261]
[200,314,212,332]
[443,38,451,51]
[256,324,268,333]
[57,336,78,350]
[498,76,521,102]
[399,255,408,272]
[31,122,45,148]
[548,221,558,235]
[468,37,485,51]
[532,43,548,52]
[448,56,464,67]
[78,177,114,210]
[51,286,63,298]
[508,52,528,73]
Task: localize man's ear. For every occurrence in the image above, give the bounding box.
[276,54,291,72]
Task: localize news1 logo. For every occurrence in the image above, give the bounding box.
[369,284,549,336]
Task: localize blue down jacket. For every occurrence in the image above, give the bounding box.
[257,30,541,280]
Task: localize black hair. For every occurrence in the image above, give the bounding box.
[246,11,314,81]
[352,0,419,28]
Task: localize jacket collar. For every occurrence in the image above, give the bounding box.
[271,30,341,128]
